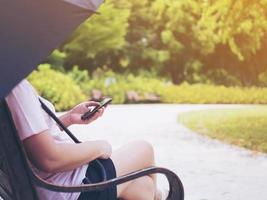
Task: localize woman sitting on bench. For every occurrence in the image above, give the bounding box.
[6,79,167,200]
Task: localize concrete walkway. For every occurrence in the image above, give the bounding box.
[71,104,267,200]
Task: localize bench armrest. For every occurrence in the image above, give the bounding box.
[30,166,184,200]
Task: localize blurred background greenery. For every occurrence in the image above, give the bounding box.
[27,0,267,153]
[28,0,267,110]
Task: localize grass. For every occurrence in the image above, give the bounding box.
[178,106,267,153]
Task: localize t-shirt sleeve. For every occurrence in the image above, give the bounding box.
[5,80,48,141]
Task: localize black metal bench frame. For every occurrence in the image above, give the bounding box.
[0,100,184,200]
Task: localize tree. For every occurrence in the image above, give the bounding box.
[203,0,267,85]
[62,0,130,71]
[59,0,267,85]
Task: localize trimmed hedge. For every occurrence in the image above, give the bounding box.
[28,66,267,111]
[81,70,168,104]
[81,70,267,104]
[162,83,267,104]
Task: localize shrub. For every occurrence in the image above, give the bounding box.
[206,69,241,86]
[162,82,267,104]
[68,67,267,104]
[68,66,90,86]
[81,69,168,103]
[29,66,267,106]
[43,50,67,71]
[258,71,267,87]
[28,64,86,111]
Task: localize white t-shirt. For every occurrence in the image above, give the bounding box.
[5,80,87,200]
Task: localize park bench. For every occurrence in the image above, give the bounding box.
[0,100,184,200]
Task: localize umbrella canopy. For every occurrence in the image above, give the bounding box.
[0,0,104,99]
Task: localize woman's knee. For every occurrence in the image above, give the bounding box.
[134,140,155,166]
[120,176,155,200]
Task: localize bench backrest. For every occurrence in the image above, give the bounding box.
[0,100,38,200]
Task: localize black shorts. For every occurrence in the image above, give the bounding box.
[78,158,117,200]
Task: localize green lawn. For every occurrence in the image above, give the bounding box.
[178,106,267,153]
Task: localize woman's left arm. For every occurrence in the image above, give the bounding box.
[59,101,104,127]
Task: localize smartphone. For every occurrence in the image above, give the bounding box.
[81,98,112,120]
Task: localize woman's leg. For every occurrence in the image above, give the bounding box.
[118,176,155,200]
[111,140,158,200]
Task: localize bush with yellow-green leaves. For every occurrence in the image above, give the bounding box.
[73,69,267,105]
[162,83,267,104]
[28,64,86,111]
[28,65,267,111]
[81,70,168,104]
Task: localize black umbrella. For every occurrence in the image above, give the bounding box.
[0,0,109,195]
[0,0,103,99]
[0,2,185,199]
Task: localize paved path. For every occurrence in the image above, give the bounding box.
[71,105,267,200]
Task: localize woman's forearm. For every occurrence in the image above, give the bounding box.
[41,140,106,173]
[24,132,108,173]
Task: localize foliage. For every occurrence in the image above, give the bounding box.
[28,64,86,111]
[62,1,130,70]
[44,50,67,71]
[202,0,267,85]
[81,69,168,103]
[68,66,90,85]
[206,68,241,86]
[219,0,267,61]
[69,67,267,105]
[28,66,267,111]
[179,107,267,153]
[162,83,267,104]
[55,0,267,86]
[258,71,267,87]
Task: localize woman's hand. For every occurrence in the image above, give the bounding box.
[60,101,105,127]
[69,101,105,125]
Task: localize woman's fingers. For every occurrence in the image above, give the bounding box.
[85,101,100,107]
[76,101,106,124]
[80,101,100,114]
[83,108,103,123]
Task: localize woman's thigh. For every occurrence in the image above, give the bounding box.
[111,140,155,196]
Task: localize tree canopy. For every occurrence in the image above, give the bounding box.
[54,0,267,86]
